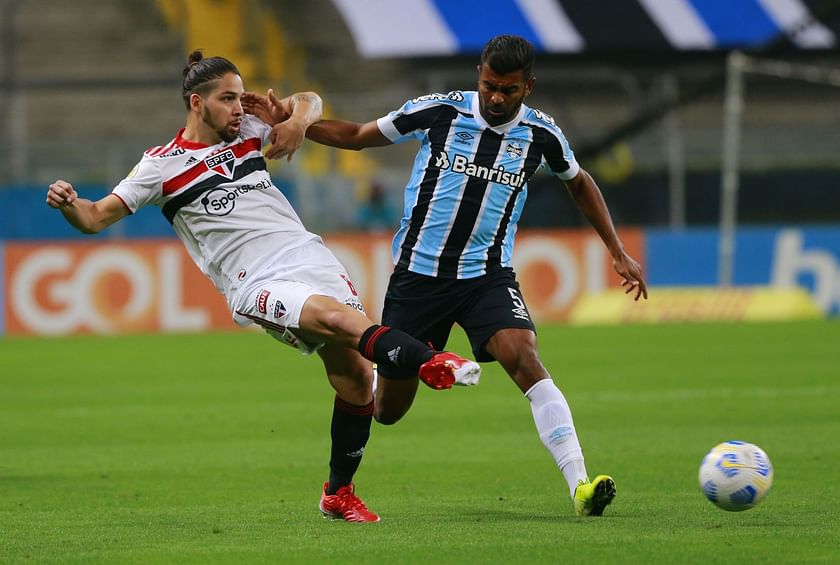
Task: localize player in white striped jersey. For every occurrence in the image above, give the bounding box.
[46,51,480,523]
[248,35,647,516]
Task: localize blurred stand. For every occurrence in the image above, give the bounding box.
[2,0,839,234]
[356,180,398,233]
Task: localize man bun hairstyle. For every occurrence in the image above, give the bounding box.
[181,50,240,110]
[480,35,535,79]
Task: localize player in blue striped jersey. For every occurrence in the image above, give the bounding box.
[246,35,647,516]
[376,87,583,280]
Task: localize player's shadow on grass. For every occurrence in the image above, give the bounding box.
[446,505,628,523]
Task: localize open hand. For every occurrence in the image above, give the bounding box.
[613,252,648,301]
[242,88,290,126]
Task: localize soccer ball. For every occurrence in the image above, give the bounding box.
[698,441,773,512]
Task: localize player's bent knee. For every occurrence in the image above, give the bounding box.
[520,348,544,372]
[496,343,541,372]
[496,346,548,392]
[374,405,408,426]
[374,384,415,424]
[320,308,349,336]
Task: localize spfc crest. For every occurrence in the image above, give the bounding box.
[204,149,236,179]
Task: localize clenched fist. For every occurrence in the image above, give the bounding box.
[47,180,77,209]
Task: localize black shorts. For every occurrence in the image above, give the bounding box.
[381,267,536,363]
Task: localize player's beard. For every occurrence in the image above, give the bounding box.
[203,107,239,143]
[482,94,525,126]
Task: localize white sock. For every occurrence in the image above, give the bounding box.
[525,378,588,498]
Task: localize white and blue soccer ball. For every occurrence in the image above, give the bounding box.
[698,441,774,512]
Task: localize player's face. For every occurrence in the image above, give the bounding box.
[476,63,534,126]
[200,73,245,143]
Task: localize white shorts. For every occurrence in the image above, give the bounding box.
[232,242,366,354]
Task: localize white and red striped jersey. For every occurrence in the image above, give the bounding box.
[112,115,321,302]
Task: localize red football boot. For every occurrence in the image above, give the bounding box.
[418,352,481,390]
[319,482,380,523]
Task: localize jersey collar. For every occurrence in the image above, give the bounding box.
[174,128,211,150]
[470,92,526,136]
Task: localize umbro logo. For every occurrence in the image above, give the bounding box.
[454,131,474,144]
[512,307,530,321]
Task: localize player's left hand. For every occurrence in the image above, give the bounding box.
[613,252,648,301]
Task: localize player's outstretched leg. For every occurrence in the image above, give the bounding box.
[319,482,380,523]
[573,475,616,517]
[358,325,480,390]
[418,351,481,390]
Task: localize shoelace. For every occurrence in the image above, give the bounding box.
[338,490,370,513]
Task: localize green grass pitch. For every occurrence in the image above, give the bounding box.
[2,320,839,563]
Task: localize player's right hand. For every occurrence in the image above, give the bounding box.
[46,180,77,209]
[266,120,306,162]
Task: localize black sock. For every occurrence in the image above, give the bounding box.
[327,396,374,495]
[358,324,434,379]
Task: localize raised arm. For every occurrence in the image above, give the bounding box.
[564,169,648,300]
[242,88,321,127]
[242,88,290,125]
[243,89,392,154]
[305,119,392,151]
[46,180,129,234]
[261,90,324,161]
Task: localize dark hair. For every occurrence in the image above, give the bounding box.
[480,35,534,79]
[181,50,240,110]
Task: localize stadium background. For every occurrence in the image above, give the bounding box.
[1,0,839,333]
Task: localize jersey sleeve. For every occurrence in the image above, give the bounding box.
[542,128,580,181]
[241,114,272,146]
[376,93,461,144]
[111,156,163,212]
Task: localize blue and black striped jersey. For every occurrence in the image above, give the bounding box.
[376,90,579,279]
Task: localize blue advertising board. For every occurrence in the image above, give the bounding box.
[646,226,840,315]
